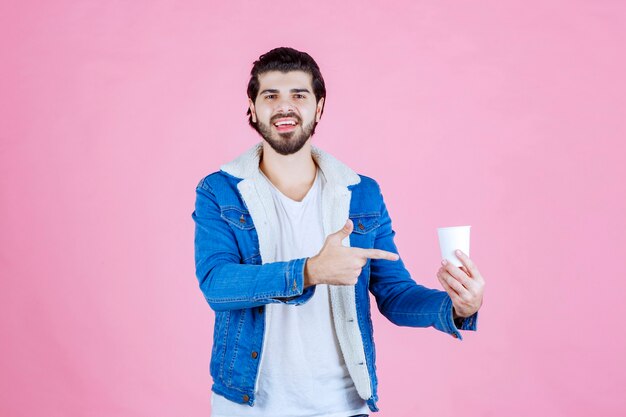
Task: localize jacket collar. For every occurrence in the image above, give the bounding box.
[220,141,361,187]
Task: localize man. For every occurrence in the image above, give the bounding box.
[192,47,485,417]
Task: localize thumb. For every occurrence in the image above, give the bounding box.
[329,219,353,244]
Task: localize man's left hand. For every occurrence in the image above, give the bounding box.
[436,249,485,318]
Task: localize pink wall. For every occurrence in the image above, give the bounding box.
[2,1,625,416]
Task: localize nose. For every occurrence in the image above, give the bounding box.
[275,97,295,114]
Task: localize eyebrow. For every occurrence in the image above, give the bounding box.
[259,88,311,95]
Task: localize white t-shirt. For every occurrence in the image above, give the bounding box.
[210,166,370,417]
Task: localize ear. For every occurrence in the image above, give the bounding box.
[315,97,325,122]
[248,98,257,123]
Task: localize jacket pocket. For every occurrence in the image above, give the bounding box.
[349,212,381,262]
[220,206,260,262]
[220,206,255,230]
[350,212,381,235]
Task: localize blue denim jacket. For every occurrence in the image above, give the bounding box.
[192,142,477,413]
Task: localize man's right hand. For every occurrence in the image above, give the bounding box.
[304,219,400,288]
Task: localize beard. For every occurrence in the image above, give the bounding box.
[255,114,318,156]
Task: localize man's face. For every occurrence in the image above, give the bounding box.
[249,70,324,155]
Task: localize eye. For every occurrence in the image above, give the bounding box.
[265,95,276,100]
[294,94,306,99]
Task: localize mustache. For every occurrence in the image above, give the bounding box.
[271,113,301,124]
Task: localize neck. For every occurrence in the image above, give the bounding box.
[259,141,318,191]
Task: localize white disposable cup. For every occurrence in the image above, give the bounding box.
[437,225,471,267]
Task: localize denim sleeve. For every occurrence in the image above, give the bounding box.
[192,180,315,311]
[368,184,477,340]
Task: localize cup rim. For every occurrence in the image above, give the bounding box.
[437,225,471,230]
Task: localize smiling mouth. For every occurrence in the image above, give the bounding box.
[273,118,299,132]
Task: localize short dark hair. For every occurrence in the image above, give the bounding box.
[246,47,326,130]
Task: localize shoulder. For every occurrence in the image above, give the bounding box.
[349,173,384,213]
[353,173,382,195]
[196,170,241,192]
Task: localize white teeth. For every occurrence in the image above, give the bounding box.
[275,120,296,126]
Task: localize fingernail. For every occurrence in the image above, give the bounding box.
[441,259,448,265]
[455,250,462,256]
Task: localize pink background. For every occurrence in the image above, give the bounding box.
[2,1,625,416]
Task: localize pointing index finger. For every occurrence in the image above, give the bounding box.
[353,247,400,261]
